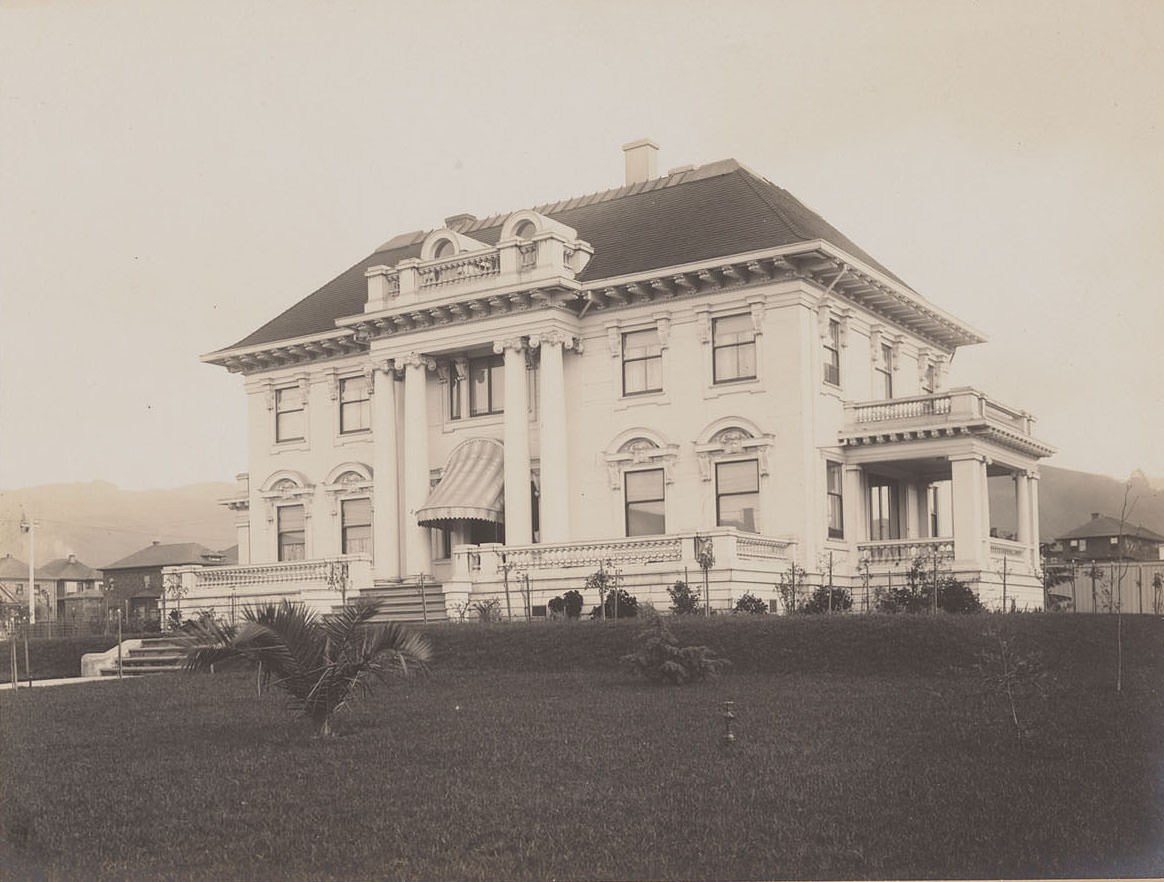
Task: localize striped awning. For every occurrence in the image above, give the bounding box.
[416,438,505,526]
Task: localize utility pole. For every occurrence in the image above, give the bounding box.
[20,516,36,625]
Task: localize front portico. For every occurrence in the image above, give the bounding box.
[839,387,1054,606]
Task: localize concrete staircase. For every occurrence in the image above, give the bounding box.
[97,637,189,677]
[352,579,447,623]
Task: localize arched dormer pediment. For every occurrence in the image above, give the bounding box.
[694,418,774,481]
[603,428,680,489]
[499,210,578,243]
[419,228,491,262]
[323,462,373,491]
[260,470,313,498]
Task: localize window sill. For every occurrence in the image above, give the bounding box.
[271,440,309,455]
[703,378,763,400]
[614,390,668,411]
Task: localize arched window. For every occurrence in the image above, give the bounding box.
[433,238,455,260]
[513,220,536,241]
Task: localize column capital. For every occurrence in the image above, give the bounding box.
[492,336,527,354]
[948,452,986,465]
[399,352,436,371]
[528,330,581,351]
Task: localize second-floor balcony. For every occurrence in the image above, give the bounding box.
[840,387,1054,458]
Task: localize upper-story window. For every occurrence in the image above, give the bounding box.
[433,238,455,259]
[339,376,370,434]
[877,343,894,399]
[921,362,937,395]
[712,314,757,384]
[513,220,536,240]
[341,498,372,555]
[625,468,665,536]
[469,354,504,416]
[275,387,305,443]
[277,505,306,561]
[823,319,841,387]
[716,460,759,532]
[448,370,463,420]
[622,329,662,396]
[826,461,844,539]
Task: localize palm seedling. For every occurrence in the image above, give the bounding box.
[183,599,431,736]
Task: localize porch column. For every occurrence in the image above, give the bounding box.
[1028,471,1041,568]
[842,465,865,542]
[532,331,572,543]
[496,337,532,545]
[402,354,432,576]
[1015,471,1031,547]
[950,454,987,565]
[904,482,922,539]
[372,361,400,581]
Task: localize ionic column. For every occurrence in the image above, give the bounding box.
[842,465,865,543]
[402,353,433,577]
[531,331,577,543]
[950,454,987,565]
[495,338,532,545]
[1028,472,1041,568]
[371,361,400,581]
[1015,471,1031,547]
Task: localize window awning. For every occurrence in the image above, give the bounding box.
[416,438,505,526]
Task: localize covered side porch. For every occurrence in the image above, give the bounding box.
[839,387,1055,609]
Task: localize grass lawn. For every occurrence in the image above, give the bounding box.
[2,614,1162,881]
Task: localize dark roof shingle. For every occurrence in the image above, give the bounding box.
[221,160,912,352]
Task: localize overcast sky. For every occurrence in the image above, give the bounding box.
[1,0,1161,491]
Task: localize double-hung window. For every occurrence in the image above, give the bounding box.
[877,344,894,399]
[823,319,841,386]
[275,387,305,442]
[469,355,504,416]
[339,376,370,434]
[868,479,900,540]
[622,329,662,395]
[340,498,372,555]
[826,461,844,539]
[716,460,759,532]
[277,505,306,561]
[712,314,757,383]
[921,363,937,395]
[624,469,665,536]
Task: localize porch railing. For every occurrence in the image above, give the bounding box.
[858,538,954,565]
[503,536,684,571]
[845,387,1036,436]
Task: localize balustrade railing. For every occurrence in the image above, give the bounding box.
[853,395,952,424]
[736,535,796,560]
[192,556,370,591]
[504,536,684,571]
[989,539,1029,561]
[858,538,954,565]
[418,252,500,288]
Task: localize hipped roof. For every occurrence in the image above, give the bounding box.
[224,160,917,352]
[1058,515,1164,543]
[103,542,224,571]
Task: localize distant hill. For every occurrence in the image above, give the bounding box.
[0,481,237,570]
[991,465,1164,540]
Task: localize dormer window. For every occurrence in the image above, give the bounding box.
[433,239,455,260]
[513,220,536,241]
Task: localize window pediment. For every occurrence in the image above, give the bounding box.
[694,423,773,481]
[604,432,679,489]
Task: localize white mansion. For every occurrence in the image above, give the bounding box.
[184,141,1053,619]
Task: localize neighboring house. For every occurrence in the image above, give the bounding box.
[196,141,1054,616]
[38,553,105,621]
[0,554,52,625]
[1055,513,1164,563]
[102,542,225,624]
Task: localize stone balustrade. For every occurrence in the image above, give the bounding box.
[858,537,954,565]
[844,387,1037,438]
[418,251,500,289]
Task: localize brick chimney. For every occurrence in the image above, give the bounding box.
[622,138,659,185]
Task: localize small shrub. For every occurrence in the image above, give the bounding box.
[547,596,566,617]
[876,556,984,614]
[801,586,852,615]
[976,628,1052,742]
[733,593,768,614]
[562,589,584,619]
[473,599,502,623]
[590,589,639,619]
[620,612,729,685]
[668,580,702,615]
